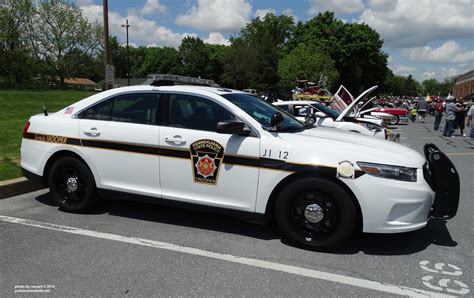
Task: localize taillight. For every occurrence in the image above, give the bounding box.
[23,120,30,137]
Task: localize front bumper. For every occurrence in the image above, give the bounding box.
[399,115,409,122]
[344,144,459,234]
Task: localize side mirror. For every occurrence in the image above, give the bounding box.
[216,120,251,135]
[270,112,284,128]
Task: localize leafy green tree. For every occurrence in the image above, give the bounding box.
[136,46,180,77]
[404,75,421,96]
[222,13,294,91]
[26,0,102,84]
[421,78,441,95]
[288,12,388,93]
[439,77,454,96]
[0,0,37,86]
[278,44,338,90]
[178,36,209,77]
[205,44,228,82]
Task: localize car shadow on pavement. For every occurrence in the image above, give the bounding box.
[36,193,456,254]
[35,192,280,241]
[331,219,457,255]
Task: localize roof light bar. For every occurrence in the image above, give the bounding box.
[144,74,218,87]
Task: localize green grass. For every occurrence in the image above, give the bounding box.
[0,89,95,180]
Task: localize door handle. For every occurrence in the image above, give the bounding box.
[83,127,101,137]
[165,136,186,145]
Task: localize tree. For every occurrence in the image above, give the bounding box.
[0,0,37,85]
[278,44,338,90]
[136,46,180,77]
[404,75,421,96]
[439,77,455,96]
[422,78,441,95]
[221,13,295,92]
[205,44,228,82]
[287,12,389,93]
[26,0,102,84]
[178,36,209,77]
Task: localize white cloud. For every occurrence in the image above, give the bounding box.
[80,4,188,48]
[75,0,93,6]
[402,41,474,64]
[367,0,397,11]
[204,32,230,45]
[282,8,298,22]
[175,0,252,33]
[390,64,416,76]
[140,0,166,15]
[254,8,275,19]
[358,0,474,48]
[421,67,468,81]
[308,0,365,16]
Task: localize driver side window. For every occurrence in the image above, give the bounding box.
[169,94,235,132]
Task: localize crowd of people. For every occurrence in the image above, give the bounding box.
[386,96,474,139]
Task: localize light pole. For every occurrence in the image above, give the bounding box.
[121,19,130,86]
[103,0,110,90]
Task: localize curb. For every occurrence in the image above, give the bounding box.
[0,177,45,200]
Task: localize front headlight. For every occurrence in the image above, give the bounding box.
[357,162,417,182]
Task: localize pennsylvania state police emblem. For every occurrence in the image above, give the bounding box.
[190,139,224,185]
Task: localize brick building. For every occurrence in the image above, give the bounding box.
[453,70,474,101]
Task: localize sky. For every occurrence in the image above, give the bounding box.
[76,0,474,82]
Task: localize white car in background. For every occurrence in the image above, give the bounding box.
[274,87,398,141]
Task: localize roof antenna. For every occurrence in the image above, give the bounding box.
[43,103,48,116]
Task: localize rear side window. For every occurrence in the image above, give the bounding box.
[80,98,113,121]
[111,94,159,125]
[169,94,235,132]
[80,93,160,125]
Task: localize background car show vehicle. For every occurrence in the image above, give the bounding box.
[273,100,388,140]
[20,74,460,251]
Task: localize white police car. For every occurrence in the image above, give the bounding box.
[21,74,460,250]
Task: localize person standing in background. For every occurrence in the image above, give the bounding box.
[467,104,474,139]
[417,96,428,123]
[454,103,467,136]
[433,99,444,131]
[443,97,459,137]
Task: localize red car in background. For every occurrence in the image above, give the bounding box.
[370,107,409,124]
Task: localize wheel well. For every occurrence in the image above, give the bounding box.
[264,171,363,232]
[42,150,91,187]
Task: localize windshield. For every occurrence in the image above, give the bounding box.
[311,103,340,120]
[222,93,305,132]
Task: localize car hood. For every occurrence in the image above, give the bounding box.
[277,126,425,168]
[336,86,378,121]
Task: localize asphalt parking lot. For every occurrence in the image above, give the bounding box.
[1,116,472,297]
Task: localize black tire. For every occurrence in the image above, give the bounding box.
[389,115,399,125]
[275,178,357,251]
[48,156,97,213]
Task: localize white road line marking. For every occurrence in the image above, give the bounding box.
[0,215,454,298]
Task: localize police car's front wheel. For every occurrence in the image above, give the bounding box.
[48,157,97,213]
[275,178,357,251]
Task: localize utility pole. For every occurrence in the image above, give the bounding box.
[103,0,110,90]
[122,19,130,86]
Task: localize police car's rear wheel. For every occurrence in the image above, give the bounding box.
[275,178,356,250]
[48,157,97,212]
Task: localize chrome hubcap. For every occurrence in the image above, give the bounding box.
[66,177,78,192]
[304,203,324,223]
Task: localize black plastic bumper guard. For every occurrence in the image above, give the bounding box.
[423,143,460,219]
